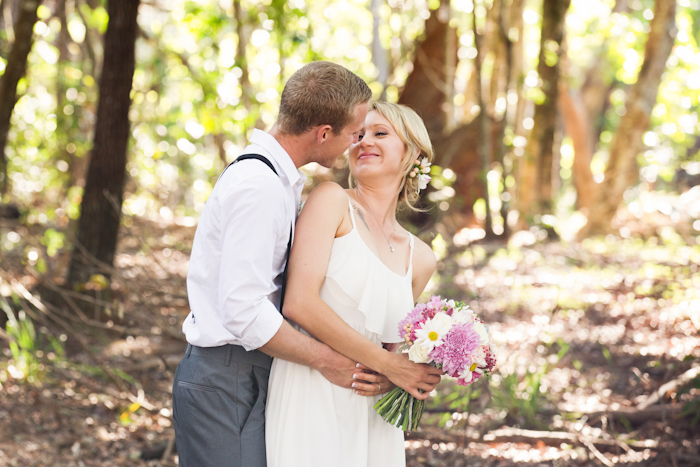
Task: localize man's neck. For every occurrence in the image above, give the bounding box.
[268,125,311,169]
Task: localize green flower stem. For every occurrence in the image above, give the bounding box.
[392,392,409,425]
[385,393,402,423]
[374,387,427,432]
[374,387,401,412]
[388,392,406,424]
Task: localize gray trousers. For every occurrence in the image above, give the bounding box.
[172,343,272,467]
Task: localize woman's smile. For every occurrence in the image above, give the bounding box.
[358,151,380,160]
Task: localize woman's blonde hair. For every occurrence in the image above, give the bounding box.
[350,102,434,211]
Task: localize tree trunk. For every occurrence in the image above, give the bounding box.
[233,0,252,111]
[583,0,676,236]
[66,0,140,286]
[518,0,570,225]
[558,82,597,214]
[495,0,523,238]
[1,0,23,49]
[370,0,389,98]
[54,0,78,190]
[473,0,494,238]
[399,0,471,227]
[0,0,41,194]
[557,0,625,217]
[398,0,455,141]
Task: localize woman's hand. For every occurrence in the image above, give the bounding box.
[352,363,396,396]
[380,352,442,400]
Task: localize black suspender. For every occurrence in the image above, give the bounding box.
[220,154,293,314]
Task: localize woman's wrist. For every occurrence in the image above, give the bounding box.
[372,347,396,376]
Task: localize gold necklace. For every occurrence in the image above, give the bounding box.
[355,188,397,253]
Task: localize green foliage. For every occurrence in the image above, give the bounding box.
[490,340,569,429]
[427,376,487,428]
[1,296,64,385]
[41,228,65,257]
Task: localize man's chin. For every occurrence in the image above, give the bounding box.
[317,155,343,169]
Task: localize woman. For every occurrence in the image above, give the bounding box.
[265,102,438,467]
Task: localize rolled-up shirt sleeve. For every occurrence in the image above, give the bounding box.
[216,173,287,351]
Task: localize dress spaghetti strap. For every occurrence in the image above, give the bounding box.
[408,233,415,267]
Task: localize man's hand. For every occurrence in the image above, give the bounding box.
[315,345,358,389]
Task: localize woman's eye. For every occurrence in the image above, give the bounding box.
[357,134,364,141]
[376,132,387,136]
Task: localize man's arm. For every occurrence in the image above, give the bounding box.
[216,171,288,351]
[216,169,357,387]
[259,320,357,389]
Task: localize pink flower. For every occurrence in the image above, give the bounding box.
[397,305,425,342]
[429,323,481,378]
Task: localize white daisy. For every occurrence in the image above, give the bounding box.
[414,313,452,350]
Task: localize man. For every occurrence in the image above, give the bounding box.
[172,61,373,466]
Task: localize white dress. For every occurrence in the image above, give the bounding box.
[265,196,415,467]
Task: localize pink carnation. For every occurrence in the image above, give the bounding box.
[397,305,425,342]
[429,323,481,378]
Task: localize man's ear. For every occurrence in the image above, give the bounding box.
[316,125,333,144]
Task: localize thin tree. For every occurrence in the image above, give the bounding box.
[582,0,676,236]
[370,0,389,99]
[558,0,628,218]
[0,0,41,195]
[66,0,140,286]
[516,0,570,226]
[472,0,495,238]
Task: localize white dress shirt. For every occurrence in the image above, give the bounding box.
[183,129,306,351]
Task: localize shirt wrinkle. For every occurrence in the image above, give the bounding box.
[183,130,303,351]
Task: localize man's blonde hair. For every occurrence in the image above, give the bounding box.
[277,61,372,136]
[350,102,434,211]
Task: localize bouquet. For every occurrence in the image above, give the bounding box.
[374,296,496,431]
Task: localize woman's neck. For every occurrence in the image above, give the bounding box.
[354,183,399,225]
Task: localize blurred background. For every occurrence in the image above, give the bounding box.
[0,0,699,465]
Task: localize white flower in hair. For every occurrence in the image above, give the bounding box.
[410,157,432,193]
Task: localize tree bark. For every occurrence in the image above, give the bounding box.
[54,0,80,190]
[494,0,524,238]
[517,0,570,225]
[398,0,456,141]
[473,0,494,238]
[66,0,140,286]
[0,0,41,194]
[583,0,676,235]
[233,0,252,111]
[557,0,626,218]
[370,0,389,98]
[558,81,597,214]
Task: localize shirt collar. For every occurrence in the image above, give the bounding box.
[249,129,305,187]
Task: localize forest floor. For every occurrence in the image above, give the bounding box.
[0,213,699,466]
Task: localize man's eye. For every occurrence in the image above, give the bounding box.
[357,134,364,140]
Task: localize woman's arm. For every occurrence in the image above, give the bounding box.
[282,182,441,400]
[411,237,438,302]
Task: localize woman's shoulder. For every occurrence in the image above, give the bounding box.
[411,234,437,274]
[306,181,347,199]
[301,182,350,218]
